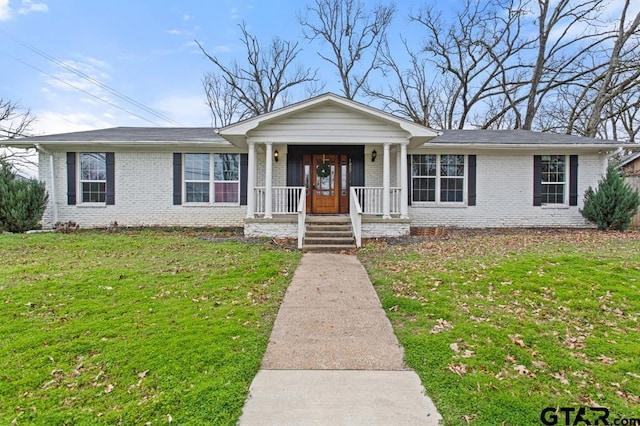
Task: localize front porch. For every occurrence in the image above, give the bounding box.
[216,93,440,248]
[244,186,411,249]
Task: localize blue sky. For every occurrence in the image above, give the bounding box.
[0,0,422,136]
[2,0,637,138]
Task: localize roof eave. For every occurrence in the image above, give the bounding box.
[417,143,625,151]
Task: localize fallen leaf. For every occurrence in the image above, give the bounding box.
[597,355,616,364]
[448,363,467,376]
[450,343,459,353]
[137,370,149,379]
[105,383,114,394]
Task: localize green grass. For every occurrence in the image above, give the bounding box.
[358,230,640,426]
[0,230,301,425]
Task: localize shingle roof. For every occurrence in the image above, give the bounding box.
[16,127,226,143]
[431,130,619,145]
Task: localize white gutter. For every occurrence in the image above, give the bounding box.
[34,144,58,225]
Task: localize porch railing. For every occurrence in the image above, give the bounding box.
[349,187,362,247]
[297,187,306,249]
[352,186,401,215]
[254,187,305,215]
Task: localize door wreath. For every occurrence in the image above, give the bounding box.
[316,162,331,178]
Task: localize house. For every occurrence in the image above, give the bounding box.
[10,93,626,247]
[621,151,640,176]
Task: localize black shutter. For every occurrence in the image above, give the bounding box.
[408,154,414,206]
[350,152,365,187]
[467,155,476,206]
[173,153,182,205]
[66,152,76,205]
[569,155,578,206]
[533,155,542,206]
[286,152,302,187]
[240,153,248,206]
[105,152,115,205]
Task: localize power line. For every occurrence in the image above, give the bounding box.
[1,50,167,127]
[0,30,185,127]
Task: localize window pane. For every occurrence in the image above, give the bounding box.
[185,154,210,180]
[541,155,566,204]
[80,153,106,181]
[441,155,464,177]
[82,182,106,203]
[542,184,564,204]
[412,177,435,202]
[186,182,210,203]
[214,154,239,181]
[214,182,239,203]
[440,178,463,202]
[412,154,436,176]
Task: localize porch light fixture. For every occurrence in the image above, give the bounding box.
[371,150,377,162]
[274,150,279,162]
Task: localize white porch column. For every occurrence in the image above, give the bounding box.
[382,142,391,219]
[246,141,256,218]
[264,142,273,218]
[400,143,409,218]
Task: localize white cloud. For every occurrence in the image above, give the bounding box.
[167,29,182,35]
[0,0,11,21]
[230,7,239,20]
[18,0,48,15]
[44,57,112,100]
[30,110,115,135]
[152,93,211,127]
[183,13,191,21]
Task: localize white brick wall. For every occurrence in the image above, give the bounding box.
[409,152,605,228]
[39,151,246,228]
[38,148,607,231]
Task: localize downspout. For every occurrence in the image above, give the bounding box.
[34,144,58,225]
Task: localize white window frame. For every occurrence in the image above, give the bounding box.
[79,152,107,204]
[411,154,467,205]
[184,153,211,204]
[541,155,567,206]
[183,153,240,205]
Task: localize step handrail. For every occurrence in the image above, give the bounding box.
[297,187,306,249]
[349,187,362,247]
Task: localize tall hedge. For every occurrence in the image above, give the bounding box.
[581,164,640,231]
[0,161,48,233]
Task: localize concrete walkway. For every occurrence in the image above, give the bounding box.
[239,254,442,425]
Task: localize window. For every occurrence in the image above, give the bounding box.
[412,154,465,203]
[184,153,239,203]
[213,154,239,203]
[541,155,566,204]
[185,153,211,202]
[80,153,106,203]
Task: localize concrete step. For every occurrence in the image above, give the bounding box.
[306,215,351,224]
[303,236,354,245]
[303,244,355,253]
[305,230,353,238]
[306,225,352,232]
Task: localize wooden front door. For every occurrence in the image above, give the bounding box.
[312,154,339,214]
[303,154,347,214]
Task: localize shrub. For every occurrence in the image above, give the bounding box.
[0,161,48,233]
[581,164,640,231]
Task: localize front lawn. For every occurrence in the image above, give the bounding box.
[359,230,640,426]
[0,230,301,425]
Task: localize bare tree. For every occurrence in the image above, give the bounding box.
[409,0,531,129]
[299,0,395,100]
[0,98,37,171]
[198,22,317,120]
[202,73,248,128]
[363,38,436,126]
[583,0,640,137]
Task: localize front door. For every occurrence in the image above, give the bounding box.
[310,154,339,214]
